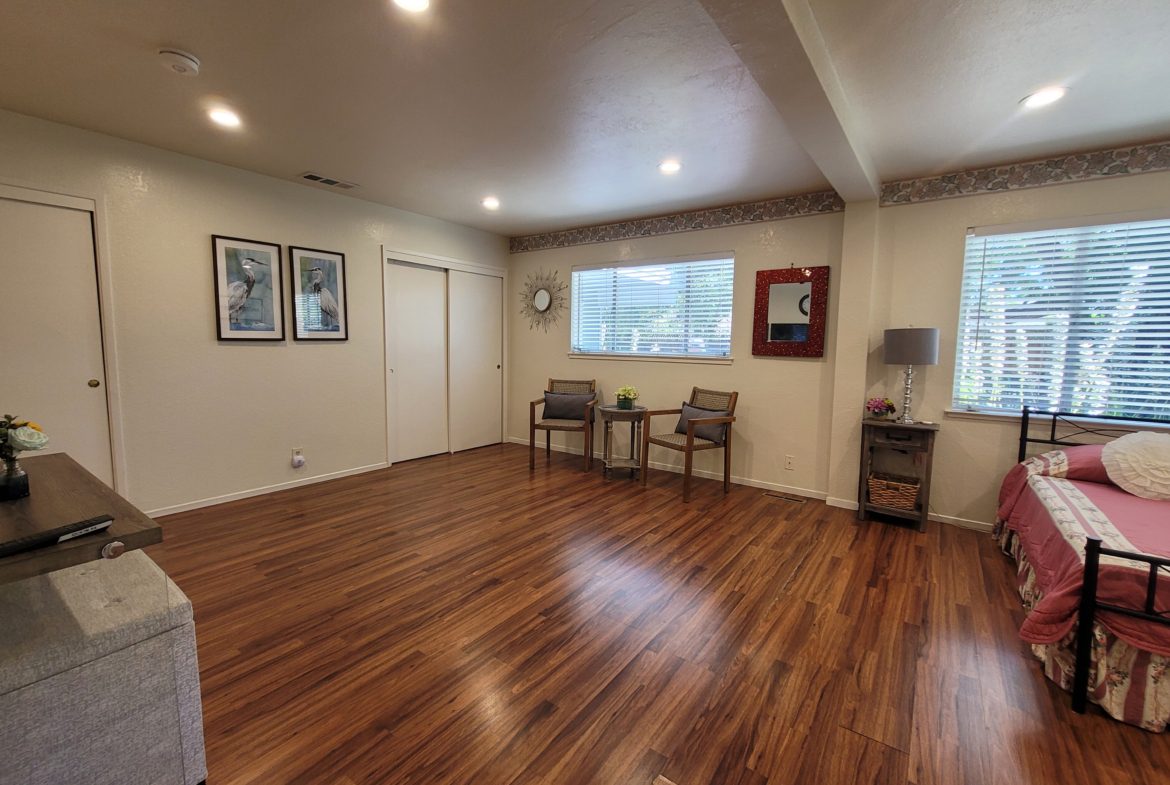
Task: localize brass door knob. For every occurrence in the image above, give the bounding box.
[88,379,101,388]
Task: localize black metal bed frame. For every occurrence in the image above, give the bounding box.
[1015,407,1170,714]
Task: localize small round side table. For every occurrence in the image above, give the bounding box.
[598,404,647,479]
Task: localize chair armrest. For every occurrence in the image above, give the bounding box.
[686,415,735,427]
[584,399,597,422]
[530,398,544,425]
[686,415,735,445]
[642,408,683,421]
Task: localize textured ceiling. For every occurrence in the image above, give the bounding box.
[808,0,1170,179]
[0,0,826,235]
[0,1,1168,236]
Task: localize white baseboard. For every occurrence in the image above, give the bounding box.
[825,496,860,511]
[508,436,996,531]
[147,462,389,518]
[927,512,994,532]
[507,436,827,502]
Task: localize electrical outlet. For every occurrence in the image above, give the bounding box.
[784,454,795,471]
[292,448,304,459]
[291,448,306,469]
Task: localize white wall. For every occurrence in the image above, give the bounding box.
[508,214,843,497]
[0,110,508,513]
[509,170,1170,529]
[872,171,1170,528]
[7,107,1166,526]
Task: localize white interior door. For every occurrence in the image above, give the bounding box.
[447,270,503,452]
[0,196,113,484]
[385,261,449,462]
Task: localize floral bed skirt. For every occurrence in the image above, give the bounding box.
[996,523,1170,732]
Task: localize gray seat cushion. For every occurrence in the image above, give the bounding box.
[0,551,192,695]
[674,402,731,444]
[543,391,595,420]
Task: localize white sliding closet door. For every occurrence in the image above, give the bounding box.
[385,262,449,462]
[0,196,113,484]
[447,270,503,452]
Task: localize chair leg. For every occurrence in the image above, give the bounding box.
[641,430,650,486]
[546,430,551,463]
[583,426,591,472]
[529,423,536,470]
[723,434,732,494]
[683,449,693,503]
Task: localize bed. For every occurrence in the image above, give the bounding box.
[995,408,1170,731]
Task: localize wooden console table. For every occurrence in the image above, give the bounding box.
[0,453,161,585]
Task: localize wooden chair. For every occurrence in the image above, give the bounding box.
[530,379,597,471]
[641,387,738,502]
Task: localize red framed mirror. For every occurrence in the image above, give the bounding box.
[751,266,830,357]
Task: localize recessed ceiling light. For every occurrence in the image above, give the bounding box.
[659,159,682,175]
[1021,86,1067,109]
[393,0,429,11]
[482,196,500,211]
[208,107,242,128]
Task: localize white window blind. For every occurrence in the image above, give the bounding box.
[954,217,1170,420]
[571,257,734,358]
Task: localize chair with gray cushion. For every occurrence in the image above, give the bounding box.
[530,378,597,471]
[641,387,738,502]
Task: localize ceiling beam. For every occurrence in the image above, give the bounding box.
[699,0,880,201]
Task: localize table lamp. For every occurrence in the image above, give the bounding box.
[883,327,939,424]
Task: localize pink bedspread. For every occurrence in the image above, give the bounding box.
[998,456,1170,656]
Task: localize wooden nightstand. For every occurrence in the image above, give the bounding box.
[857,419,939,531]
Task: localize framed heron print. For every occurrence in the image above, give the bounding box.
[289,246,348,341]
[212,235,285,340]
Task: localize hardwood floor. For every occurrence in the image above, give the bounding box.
[147,444,1168,784]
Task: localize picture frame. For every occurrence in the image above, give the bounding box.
[751,265,830,357]
[289,246,348,341]
[212,235,285,341]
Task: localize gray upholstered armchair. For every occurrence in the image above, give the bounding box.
[641,387,738,502]
[529,378,597,471]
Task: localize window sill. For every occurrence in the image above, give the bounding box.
[943,409,1023,425]
[568,352,734,366]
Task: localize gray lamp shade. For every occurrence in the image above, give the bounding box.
[883,327,939,365]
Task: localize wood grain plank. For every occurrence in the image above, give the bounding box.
[146,444,1170,785]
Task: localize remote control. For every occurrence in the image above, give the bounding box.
[0,514,115,558]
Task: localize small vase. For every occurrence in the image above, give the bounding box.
[0,457,29,501]
[867,412,889,420]
[617,397,634,410]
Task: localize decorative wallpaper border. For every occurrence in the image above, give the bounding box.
[509,140,1170,253]
[880,140,1170,206]
[508,190,845,254]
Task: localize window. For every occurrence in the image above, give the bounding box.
[570,256,734,359]
[954,217,1170,420]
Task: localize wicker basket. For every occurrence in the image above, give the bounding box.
[867,472,920,510]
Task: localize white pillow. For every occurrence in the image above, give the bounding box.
[1102,431,1170,501]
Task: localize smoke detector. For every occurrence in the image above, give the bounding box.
[158,49,201,77]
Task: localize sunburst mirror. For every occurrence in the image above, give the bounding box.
[520,269,566,331]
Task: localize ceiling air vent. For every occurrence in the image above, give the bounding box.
[299,172,358,190]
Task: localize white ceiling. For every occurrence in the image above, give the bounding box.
[808,0,1170,180]
[0,1,1168,236]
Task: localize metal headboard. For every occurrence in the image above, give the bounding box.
[1016,407,1169,462]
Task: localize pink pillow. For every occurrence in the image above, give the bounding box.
[1024,444,1110,484]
